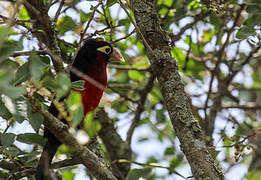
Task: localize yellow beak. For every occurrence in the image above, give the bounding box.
[109,49,125,62]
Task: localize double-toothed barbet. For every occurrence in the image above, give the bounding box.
[35,39,124,180]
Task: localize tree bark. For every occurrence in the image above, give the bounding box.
[24,0,64,72]
[97,109,132,180]
[130,0,224,179]
[33,104,117,180]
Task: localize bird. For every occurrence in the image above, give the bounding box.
[35,38,124,180]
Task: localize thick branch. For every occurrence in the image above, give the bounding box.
[31,101,117,180]
[130,0,224,179]
[0,160,20,172]
[96,109,132,180]
[24,0,64,72]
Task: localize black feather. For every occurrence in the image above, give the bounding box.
[35,38,111,179]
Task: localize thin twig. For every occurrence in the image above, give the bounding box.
[109,87,138,103]
[12,50,47,57]
[110,29,136,44]
[0,0,23,49]
[78,1,102,47]
[89,25,120,37]
[70,67,106,91]
[183,33,192,71]
[53,0,64,22]
[169,11,210,44]
[198,104,261,110]
[108,64,150,71]
[118,0,155,56]
[126,74,155,145]
[108,83,137,89]
[204,5,246,120]
[117,159,186,179]
[5,168,35,180]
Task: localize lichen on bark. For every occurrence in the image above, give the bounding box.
[130,0,224,179]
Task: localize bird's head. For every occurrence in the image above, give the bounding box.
[70,38,124,82]
[76,38,124,65]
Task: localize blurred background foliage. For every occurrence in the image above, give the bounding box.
[0,0,261,179]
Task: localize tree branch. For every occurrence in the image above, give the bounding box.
[28,98,117,180]
[24,0,65,72]
[126,74,155,145]
[96,109,132,180]
[129,0,224,179]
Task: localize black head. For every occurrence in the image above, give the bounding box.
[70,38,124,81]
[74,38,124,65]
[79,39,114,62]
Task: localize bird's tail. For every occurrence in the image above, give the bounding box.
[35,129,61,180]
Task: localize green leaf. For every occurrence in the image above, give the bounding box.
[56,73,71,99]
[209,13,221,28]
[17,133,46,146]
[164,147,175,155]
[0,71,14,86]
[0,38,23,63]
[114,71,129,83]
[156,109,166,124]
[14,62,29,85]
[127,168,153,180]
[0,97,12,120]
[57,16,77,35]
[84,112,101,138]
[13,97,30,123]
[40,55,51,65]
[18,6,29,20]
[158,7,168,16]
[106,0,117,7]
[67,91,84,127]
[62,171,75,180]
[19,151,39,164]
[246,3,261,14]
[79,10,91,23]
[0,26,9,47]
[1,146,21,156]
[146,156,158,164]
[138,137,149,142]
[59,41,76,55]
[0,133,16,147]
[0,170,8,178]
[1,59,19,68]
[72,80,85,90]
[13,114,26,123]
[169,156,182,169]
[246,170,261,180]
[0,71,26,99]
[112,101,129,113]
[2,86,26,99]
[42,75,59,89]
[244,13,261,26]
[28,112,44,131]
[30,54,48,80]
[236,26,256,39]
[128,70,144,81]
[171,47,185,62]
[118,19,130,26]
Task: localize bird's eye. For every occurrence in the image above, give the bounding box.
[97,46,112,55]
[105,48,111,54]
